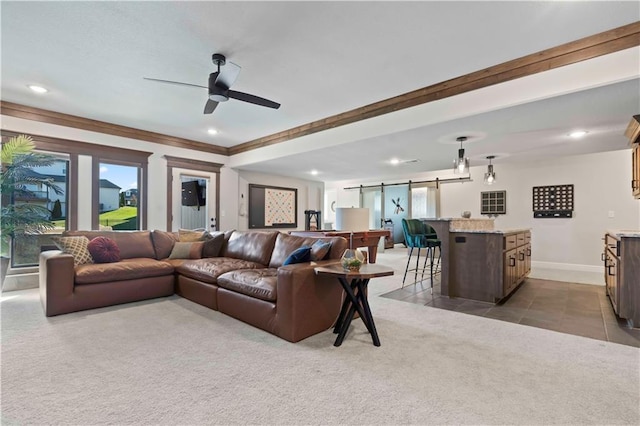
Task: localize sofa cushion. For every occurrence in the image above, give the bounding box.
[87,237,121,263]
[169,241,204,259]
[64,230,156,260]
[217,269,278,302]
[310,240,332,261]
[283,246,311,265]
[179,228,208,242]
[151,230,179,259]
[176,257,265,284]
[221,231,278,266]
[269,233,337,268]
[52,236,94,266]
[75,258,174,285]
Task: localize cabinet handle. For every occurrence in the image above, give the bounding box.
[509,257,516,267]
[607,265,615,276]
[519,252,525,261]
[527,248,531,257]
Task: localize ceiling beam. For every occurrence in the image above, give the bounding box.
[0,101,230,156]
[229,21,640,156]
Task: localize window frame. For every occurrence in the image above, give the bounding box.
[92,157,147,230]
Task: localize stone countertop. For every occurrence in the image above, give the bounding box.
[450,228,531,234]
[607,230,640,238]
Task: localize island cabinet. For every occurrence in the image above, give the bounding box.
[448,230,531,303]
[603,232,640,327]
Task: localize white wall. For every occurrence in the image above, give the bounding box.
[328,149,640,283]
[236,170,324,231]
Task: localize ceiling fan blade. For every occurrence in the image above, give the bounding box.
[204,99,218,114]
[143,77,207,89]
[228,90,280,109]
[215,61,241,89]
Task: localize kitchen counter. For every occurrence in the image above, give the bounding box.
[422,218,532,303]
[607,230,640,238]
[450,228,531,234]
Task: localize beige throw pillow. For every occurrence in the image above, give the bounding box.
[51,236,95,266]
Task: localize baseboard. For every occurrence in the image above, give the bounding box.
[530,261,603,286]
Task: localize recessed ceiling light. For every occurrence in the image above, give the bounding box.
[390,158,400,165]
[569,130,588,138]
[28,85,48,94]
[310,169,319,176]
[207,128,218,135]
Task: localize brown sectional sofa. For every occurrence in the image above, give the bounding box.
[39,229,348,342]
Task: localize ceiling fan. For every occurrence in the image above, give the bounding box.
[144,53,280,114]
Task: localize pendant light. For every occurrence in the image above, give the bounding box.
[484,155,496,185]
[453,136,469,174]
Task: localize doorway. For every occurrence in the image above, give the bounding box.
[164,156,222,232]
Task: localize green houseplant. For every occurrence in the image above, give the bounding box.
[1,134,63,286]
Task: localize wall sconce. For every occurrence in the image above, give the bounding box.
[453,136,469,174]
[484,155,496,185]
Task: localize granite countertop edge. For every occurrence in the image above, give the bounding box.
[450,228,531,234]
[607,230,640,238]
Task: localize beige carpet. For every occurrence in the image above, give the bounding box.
[1,253,639,425]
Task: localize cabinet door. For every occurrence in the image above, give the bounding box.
[605,250,619,314]
[525,243,532,275]
[517,247,526,280]
[503,248,517,295]
[632,144,640,198]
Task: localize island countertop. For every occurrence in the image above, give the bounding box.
[450,228,531,234]
[606,230,640,238]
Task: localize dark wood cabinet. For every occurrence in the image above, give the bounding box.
[632,144,640,199]
[449,230,531,303]
[603,232,640,327]
[624,115,640,199]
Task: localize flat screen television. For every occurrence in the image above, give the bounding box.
[181,181,205,207]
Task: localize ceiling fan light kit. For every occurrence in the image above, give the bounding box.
[453,136,470,174]
[145,53,280,115]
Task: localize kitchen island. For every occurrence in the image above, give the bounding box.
[603,230,640,327]
[423,218,531,303]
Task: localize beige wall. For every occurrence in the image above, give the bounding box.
[328,149,640,283]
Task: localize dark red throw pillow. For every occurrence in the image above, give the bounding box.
[87,237,121,263]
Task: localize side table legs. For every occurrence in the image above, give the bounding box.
[333,277,380,347]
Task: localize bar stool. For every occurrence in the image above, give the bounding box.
[401,219,441,292]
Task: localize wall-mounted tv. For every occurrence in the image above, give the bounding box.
[182,181,205,207]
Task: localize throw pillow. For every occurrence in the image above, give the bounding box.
[202,232,225,258]
[168,241,204,259]
[310,240,332,261]
[51,236,94,266]
[283,246,311,265]
[178,228,208,242]
[87,237,121,263]
[151,230,179,259]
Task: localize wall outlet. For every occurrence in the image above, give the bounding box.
[608,210,615,218]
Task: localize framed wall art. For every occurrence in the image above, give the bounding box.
[248,184,298,229]
[481,190,506,215]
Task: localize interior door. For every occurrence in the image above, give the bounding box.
[171,168,217,232]
[361,188,382,229]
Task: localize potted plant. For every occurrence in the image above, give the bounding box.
[1,134,63,287]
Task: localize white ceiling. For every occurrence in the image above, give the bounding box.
[1,1,639,182]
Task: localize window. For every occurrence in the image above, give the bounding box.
[11,154,70,267]
[95,162,142,230]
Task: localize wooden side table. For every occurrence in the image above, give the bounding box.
[315,263,394,347]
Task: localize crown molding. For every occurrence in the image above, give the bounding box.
[0,101,229,156]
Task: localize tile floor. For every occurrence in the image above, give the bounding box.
[380,274,640,347]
